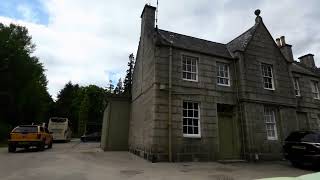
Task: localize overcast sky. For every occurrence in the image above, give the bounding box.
[0,0,319,98]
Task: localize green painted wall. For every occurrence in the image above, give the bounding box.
[101,97,130,151]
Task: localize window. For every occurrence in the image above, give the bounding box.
[182,55,198,81]
[261,63,274,90]
[311,81,320,99]
[264,107,278,140]
[217,62,230,86]
[293,78,301,96]
[183,101,200,138]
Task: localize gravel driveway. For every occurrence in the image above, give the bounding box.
[0,139,313,180]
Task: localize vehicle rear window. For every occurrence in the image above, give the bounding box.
[286,131,320,142]
[13,126,38,133]
[50,118,67,123]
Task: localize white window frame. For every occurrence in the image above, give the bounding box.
[261,63,275,90]
[311,81,320,100]
[217,62,231,86]
[294,78,301,97]
[182,101,201,138]
[264,107,278,140]
[182,55,198,82]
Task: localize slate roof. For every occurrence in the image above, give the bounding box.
[227,23,259,54]
[291,62,320,77]
[157,29,233,59]
[156,19,320,78]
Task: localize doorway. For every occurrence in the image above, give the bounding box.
[217,104,241,160]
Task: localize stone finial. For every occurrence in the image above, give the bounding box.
[255,9,262,23]
[254,9,261,16]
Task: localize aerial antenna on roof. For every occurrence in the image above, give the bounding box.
[155,0,159,28]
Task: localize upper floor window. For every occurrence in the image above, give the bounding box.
[293,78,301,97]
[311,81,320,99]
[182,55,198,81]
[261,63,275,90]
[264,107,278,140]
[183,101,200,138]
[217,62,230,86]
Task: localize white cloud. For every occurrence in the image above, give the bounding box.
[1,0,319,98]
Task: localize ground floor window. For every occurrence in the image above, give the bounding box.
[264,107,278,140]
[183,101,200,138]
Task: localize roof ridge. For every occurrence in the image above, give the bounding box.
[292,62,320,76]
[158,28,226,46]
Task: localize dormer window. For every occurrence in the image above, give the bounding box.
[261,63,275,90]
[293,78,301,97]
[182,55,198,81]
[311,81,320,99]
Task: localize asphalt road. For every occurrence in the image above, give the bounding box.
[0,139,314,180]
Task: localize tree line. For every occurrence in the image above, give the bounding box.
[0,23,134,142]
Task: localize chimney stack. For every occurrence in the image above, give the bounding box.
[298,54,316,68]
[277,36,294,62]
[140,4,156,37]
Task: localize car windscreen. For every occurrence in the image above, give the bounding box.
[286,131,320,143]
[13,126,38,133]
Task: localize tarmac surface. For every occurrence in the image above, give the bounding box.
[0,139,314,180]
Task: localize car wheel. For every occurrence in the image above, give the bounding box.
[290,160,302,168]
[8,145,16,153]
[48,141,53,149]
[38,141,45,151]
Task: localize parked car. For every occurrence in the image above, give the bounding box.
[283,130,320,167]
[80,132,101,142]
[8,125,53,152]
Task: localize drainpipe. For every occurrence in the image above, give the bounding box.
[168,43,173,162]
[233,52,247,160]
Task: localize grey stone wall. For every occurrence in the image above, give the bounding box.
[129,6,157,158]
[242,102,298,160]
[243,23,296,107]
[130,5,320,162]
[152,46,237,161]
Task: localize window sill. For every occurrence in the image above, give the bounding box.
[182,78,198,82]
[217,83,231,87]
[183,134,201,138]
[267,137,278,141]
[264,88,275,91]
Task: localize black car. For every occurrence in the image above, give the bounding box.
[80,132,101,142]
[283,130,320,167]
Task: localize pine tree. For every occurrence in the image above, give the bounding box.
[108,80,114,93]
[114,78,123,94]
[123,53,134,95]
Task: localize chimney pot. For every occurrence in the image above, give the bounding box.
[280,36,286,47]
[279,36,294,62]
[276,38,281,47]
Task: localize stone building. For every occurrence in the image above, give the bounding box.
[128,5,320,162]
